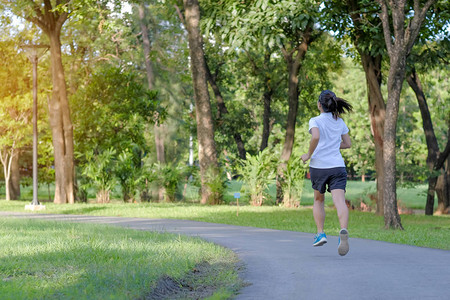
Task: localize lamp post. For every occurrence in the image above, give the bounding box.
[21,44,48,210]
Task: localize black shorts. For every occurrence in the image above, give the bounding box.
[310,167,347,194]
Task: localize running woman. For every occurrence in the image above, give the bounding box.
[301,90,353,256]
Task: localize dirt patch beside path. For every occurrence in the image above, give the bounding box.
[140,261,247,300]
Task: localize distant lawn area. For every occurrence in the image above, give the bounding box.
[228,179,431,210]
[0,218,243,300]
[1,179,432,210]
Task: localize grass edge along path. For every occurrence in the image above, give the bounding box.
[1,201,449,250]
[0,218,244,300]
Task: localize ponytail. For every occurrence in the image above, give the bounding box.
[318,90,353,119]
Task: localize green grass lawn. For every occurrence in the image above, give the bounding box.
[0,218,243,300]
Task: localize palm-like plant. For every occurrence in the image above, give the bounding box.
[80,148,116,203]
[237,149,276,206]
[282,155,307,207]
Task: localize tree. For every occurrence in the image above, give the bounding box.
[3,0,76,204]
[204,54,248,160]
[183,0,221,204]
[404,1,450,214]
[0,29,30,200]
[205,0,321,203]
[376,0,436,229]
[407,68,450,213]
[202,2,289,157]
[71,65,159,201]
[254,3,319,205]
[323,0,388,215]
[0,96,32,201]
[177,2,250,161]
[137,1,167,201]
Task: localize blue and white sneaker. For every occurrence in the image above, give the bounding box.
[338,229,349,256]
[313,232,327,247]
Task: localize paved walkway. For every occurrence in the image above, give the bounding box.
[1,212,449,299]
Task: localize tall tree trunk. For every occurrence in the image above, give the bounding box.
[184,0,220,204]
[48,32,75,204]
[383,55,405,229]
[376,0,435,229]
[435,172,446,213]
[347,0,386,216]
[359,54,386,215]
[436,127,450,213]
[205,61,246,159]
[406,68,440,215]
[276,29,312,204]
[138,3,166,201]
[9,153,20,200]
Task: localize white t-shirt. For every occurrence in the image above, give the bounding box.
[308,112,349,169]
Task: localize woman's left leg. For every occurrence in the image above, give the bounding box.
[330,189,348,229]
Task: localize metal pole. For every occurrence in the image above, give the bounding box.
[32,54,40,206]
[21,44,48,210]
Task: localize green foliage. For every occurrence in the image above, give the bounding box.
[298,33,343,117]
[71,66,163,201]
[71,65,159,156]
[237,149,277,206]
[203,0,321,50]
[0,38,30,99]
[1,0,447,205]
[0,95,32,152]
[321,0,386,58]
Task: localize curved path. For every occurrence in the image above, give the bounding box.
[1,212,449,299]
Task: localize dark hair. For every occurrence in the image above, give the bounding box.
[318,90,353,119]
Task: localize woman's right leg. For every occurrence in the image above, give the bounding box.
[331,188,350,256]
[313,190,325,233]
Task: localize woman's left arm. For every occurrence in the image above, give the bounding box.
[340,133,351,149]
